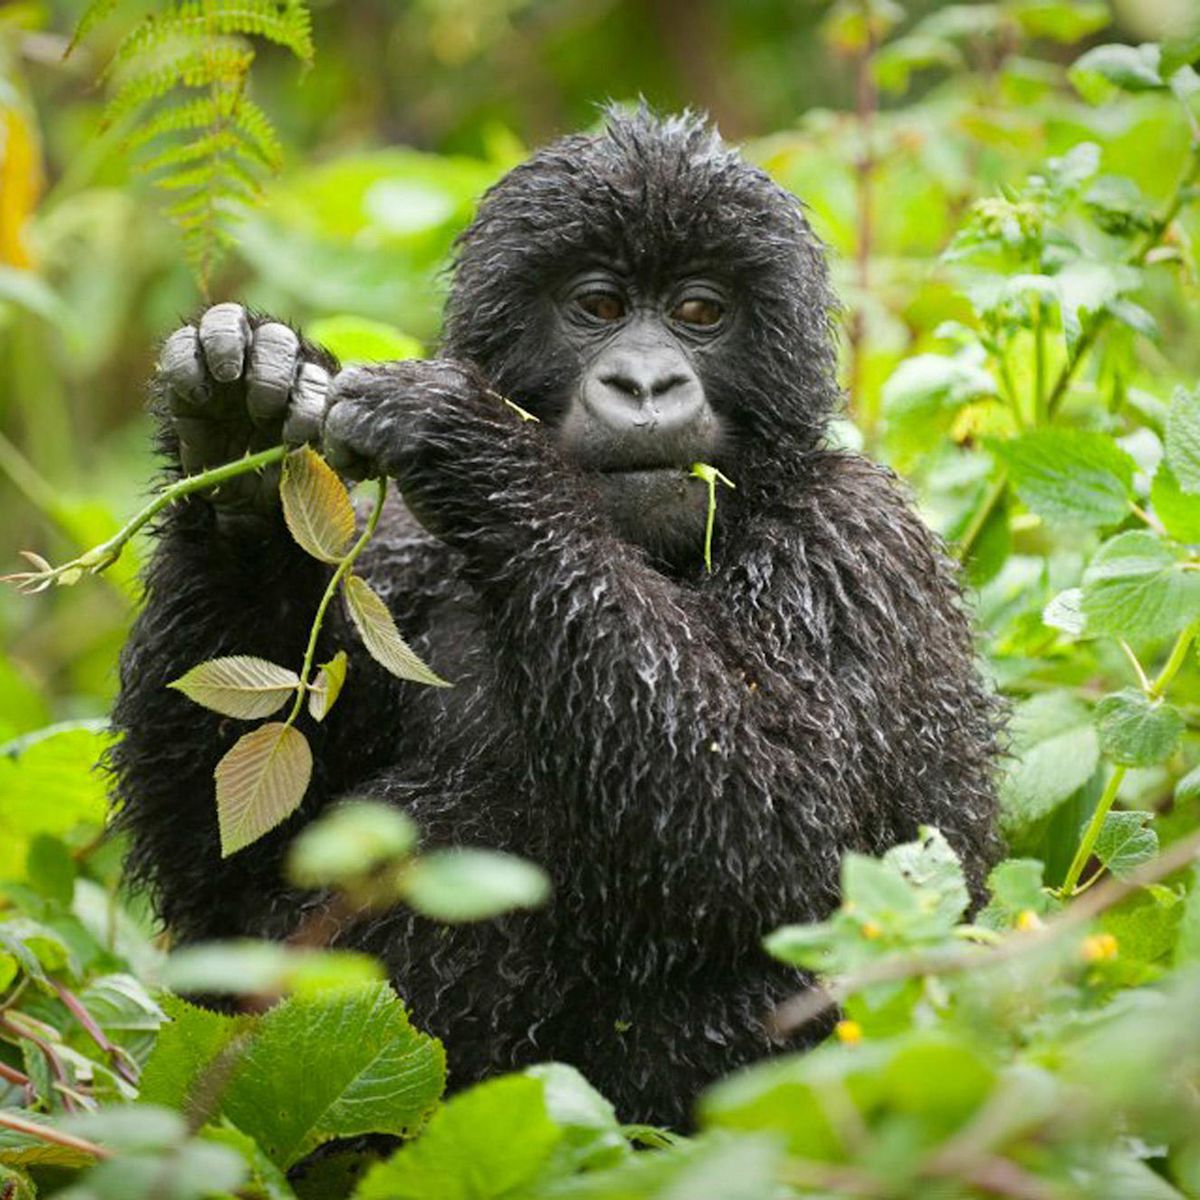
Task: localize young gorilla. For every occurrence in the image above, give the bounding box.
[112,110,1000,1127]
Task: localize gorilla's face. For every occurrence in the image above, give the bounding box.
[443,110,840,567]
[550,266,729,559]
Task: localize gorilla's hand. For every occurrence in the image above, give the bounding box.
[156,303,335,516]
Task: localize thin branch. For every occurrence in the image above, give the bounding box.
[0,1110,109,1159]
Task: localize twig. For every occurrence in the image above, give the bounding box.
[770,825,1200,1035]
[52,981,139,1086]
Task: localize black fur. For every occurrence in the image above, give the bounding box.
[110,110,1000,1128]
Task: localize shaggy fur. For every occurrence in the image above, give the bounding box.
[111,110,1000,1128]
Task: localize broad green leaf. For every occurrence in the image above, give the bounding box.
[871,34,961,93]
[202,1123,297,1200]
[881,827,969,928]
[992,429,1135,526]
[222,983,445,1169]
[402,849,550,922]
[281,445,356,563]
[1000,693,1100,830]
[524,1063,627,1172]
[1091,810,1159,879]
[1080,532,1200,641]
[139,995,255,1111]
[1150,462,1200,543]
[1012,0,1108,43]
[343,574,450,687]
[1165,386,1200,494]
[1052,260,1143,350]
[1095,689,1184,767]
[353,1075,560,1200]
[26,833,76,905]
[170,656,300,720]
[1043,587,1086,636]
[215,723,313,857]
[308,650,348,722]
[0,916,71,983]
[1070,43,1168,103]
[881,352,996,422]
[307,315,422,365]
[1162,27,1200,75]
[287,799,417,889]
[979,858,1052,930]
[1176,865,1200,965]
[163,939,383,996]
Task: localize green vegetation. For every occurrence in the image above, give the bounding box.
[4,1,1200,1197]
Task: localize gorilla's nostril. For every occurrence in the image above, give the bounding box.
[601,372,645,400]
[652,373,690,397]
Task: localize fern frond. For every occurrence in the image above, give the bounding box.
[229,94,282,169]
[109,0,312,76]
[67,0,121,57]
[103,41,253,126]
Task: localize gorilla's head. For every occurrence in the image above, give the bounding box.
[442,108,841,562]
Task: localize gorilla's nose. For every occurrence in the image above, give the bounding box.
[587,352,704,435]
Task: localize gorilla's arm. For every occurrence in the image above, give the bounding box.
[324,365,1000,946]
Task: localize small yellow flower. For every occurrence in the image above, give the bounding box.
[835,1020,863,1045]
[861,921,882,940]
[1081,933,1119,963]
[1015,909,1043,932]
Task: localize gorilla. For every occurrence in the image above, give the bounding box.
[111,109,999,1128]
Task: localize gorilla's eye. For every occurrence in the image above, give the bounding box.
[577,292,626,322]
[672,297,723,328]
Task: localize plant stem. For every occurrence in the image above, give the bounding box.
[954,470,1008,564]
[0,1110,110,1159]
[1060,621,1197,895]
[284,476,388,725]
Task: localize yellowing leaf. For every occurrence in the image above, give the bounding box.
[0,102,43,269]
[216,723,312,857]
[280,446,356,563]
[171,656,299,719]
[343,575,449,687]
[308,650,348,722]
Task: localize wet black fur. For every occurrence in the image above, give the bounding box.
[110,110,1001,1128]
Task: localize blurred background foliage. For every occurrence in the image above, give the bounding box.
[0,0,1196,731]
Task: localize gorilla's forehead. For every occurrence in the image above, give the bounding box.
[457,110,810,292]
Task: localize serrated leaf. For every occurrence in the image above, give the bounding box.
[1165,386,1200,494]
[993,429,1135,527]
[1044,587,1086,636]
[309,650,349,722]
[402,850,550,922]
[281,445,356,563]
[1150,462,1200,543]
[1095,689,1184,767]
[1080,531,1200,641]
[215,723,313,856]
[222,983,444,1169]
[1091,810,1159,879]
[170,655,299,719]
[343,575,450,688]
[1000,693,1100,830]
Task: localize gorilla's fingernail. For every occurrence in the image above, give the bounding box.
[200,303,250,383]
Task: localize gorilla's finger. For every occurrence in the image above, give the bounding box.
[158,326,206,412]
[246,322,300,426]
[323,401,371,479]
[199,303,251,384]
[282,362,330,445]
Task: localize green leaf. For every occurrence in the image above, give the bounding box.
[281,445,357,564]
[881,352,996,422]
[1162,27,1200,76]
[1070,43,1168,103]
[1043,587,1086,636]
[992,429,1135,526]
[353,1075,560,1200]
[402,849,550,922]
[307,316,423,365]
[287,799,418,889]
[1095,689,1184,767]
[1150,462,1200,543]
[1080,531,1200,641]
[1165,386,1200,494]
[308,650,348,722]
[1000,693,1100,831]
[1012,0,1109,43]
[1176,865,1200,965]
[343,574,450,687]
[1091,810,1159,879]
[881,827,969,928]
[523,1063,627,1172]
[163,939,383,996]
[871,34,962,93]
[979,858,1052,929]
[170,655,300,720]
[215,723,313,857]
